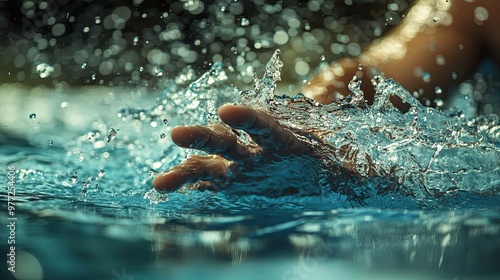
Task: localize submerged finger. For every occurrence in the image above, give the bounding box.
[170,124,251,161]
[152,155,233,192]
[218,104,304,152]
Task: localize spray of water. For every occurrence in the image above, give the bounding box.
[230,50,500,201]
[7,49,498,207]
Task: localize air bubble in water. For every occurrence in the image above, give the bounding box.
[97,170,105,178]
[358,64,363,71]
[160,133,166,139]
[81,63,88,69]
[231,46,238,54]
[320,55,326,61]
[435,86,442,95]
[241,18,250,26]
[29,113,37,120]
[48,140,53,145]
[36,63,55,78]
[163,119,169,125]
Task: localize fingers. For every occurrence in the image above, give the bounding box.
[152,155,233,192]
[170,124,252,161]
[218,104,305,152]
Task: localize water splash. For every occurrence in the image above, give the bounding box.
[232,51,499,201]
[6,49,499,209]
[238,49,283,110]
[107,128,118,143]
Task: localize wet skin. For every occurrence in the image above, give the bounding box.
[153,104,315,192]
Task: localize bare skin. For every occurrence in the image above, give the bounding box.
[153,0,500,193]
[153,105,318,192]
[303,0,500,107]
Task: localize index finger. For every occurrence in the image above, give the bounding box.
[218,105,307,153]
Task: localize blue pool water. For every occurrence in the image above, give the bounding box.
[1,50,500,280]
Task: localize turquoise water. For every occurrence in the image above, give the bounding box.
[1,51,500,280]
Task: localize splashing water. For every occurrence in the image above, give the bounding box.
[1,49,500,280]
[2,49,499,209]
[230,50,500,203]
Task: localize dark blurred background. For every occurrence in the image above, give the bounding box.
[0,0,411,89]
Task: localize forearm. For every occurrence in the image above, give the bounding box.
[302,0,485,109]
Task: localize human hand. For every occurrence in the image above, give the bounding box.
[152,104,325,194]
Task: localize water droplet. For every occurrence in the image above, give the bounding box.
[421,72,431,83]
[163,119,169,125]
[241,17,250,26]
[148,169,158,177]
[220,5,227,12]
[435,86,443,95]
[107,128,117,143]
[371,75,383,87]
[29,113,37,120]
[320,54,326,61]
[231,46,238,54]
[97,170,105,178]
[91,73,96,80]
[160,133,166,139]
[48,140,53,145]
[36,63,55,78]
[435,55,446,66]
[358,64,363,71]
[133,36,139,46]
[69,170,78,184]
[81,63,88,69]
[152,66,164,77]
[304,22,311,31]
[434,98,444,107]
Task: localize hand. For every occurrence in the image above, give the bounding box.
[152,104,325,195]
